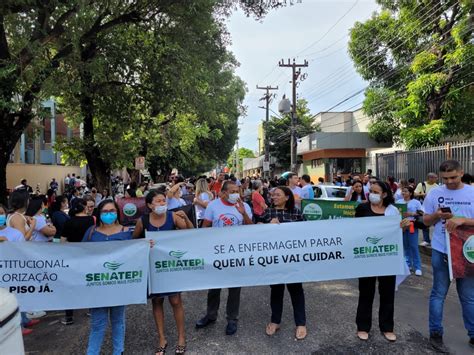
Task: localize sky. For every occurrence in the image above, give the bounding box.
[225,0,380,152]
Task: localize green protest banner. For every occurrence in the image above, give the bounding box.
[302,199,407,221]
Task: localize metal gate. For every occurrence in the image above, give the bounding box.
[376,141,474,183]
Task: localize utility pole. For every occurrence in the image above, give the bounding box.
[256,85,278,178]
[278,58,308,172]
[235,139,240,179]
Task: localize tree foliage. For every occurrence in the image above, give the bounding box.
[265,99,318,168]
[227,147,255,173]
[348,0,473,148]
[0,0,287,197]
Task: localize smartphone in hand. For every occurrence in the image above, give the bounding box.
[440,207,452,213]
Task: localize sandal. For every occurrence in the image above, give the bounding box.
[382,332,397,342]
[155,342,168,355]
[357,331,369,341]
[265,322,280,336]
[175,344,186,354]
[295,326,307,340]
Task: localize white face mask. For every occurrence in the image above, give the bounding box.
[154,205,167,215]
[228,193,240,204]
[369,193,382,204]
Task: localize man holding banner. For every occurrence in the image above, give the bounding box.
[423,160,474,352]
[195,181,253,336]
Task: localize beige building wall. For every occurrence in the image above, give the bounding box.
[7,164,83,194]
[352,108,370,133]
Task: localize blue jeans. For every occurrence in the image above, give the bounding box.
[429,249,474,338]
[403,229,421,271]
[422,228,430,243]
[87,306,126,355]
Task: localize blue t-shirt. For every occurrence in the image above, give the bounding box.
[82,226,132,242]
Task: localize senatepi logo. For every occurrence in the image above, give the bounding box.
[303,203,323,221]
[123,203,137,217]
[463,235,474,263]
[366,237,383,245]
[103,261,123,270]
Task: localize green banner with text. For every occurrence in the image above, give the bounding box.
[302,199,406,221]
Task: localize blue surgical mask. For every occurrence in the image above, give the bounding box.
[100,212,117,225]
[154,205,167,215]
[0,214,6,226]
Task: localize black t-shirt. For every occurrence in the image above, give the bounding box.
[63,216,95,242]
[355,202,384,217]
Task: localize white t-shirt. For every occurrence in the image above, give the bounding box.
[423,184,474,253]
[204,198,252,228]
[195,192,212,220]
[0,226,25,242]
[384,204,401,216]
[396,199,422,220]
[31,215,50,242]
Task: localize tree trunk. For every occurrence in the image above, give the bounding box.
[127,168,140,183]
[85,149,111,192]
[0,155,8,205]
[0,111,33,204]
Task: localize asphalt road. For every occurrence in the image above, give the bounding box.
[23,253,472,355]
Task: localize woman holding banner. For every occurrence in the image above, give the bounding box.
[260,186,307,340]
[133,190,193,355]
[82,199,133,355]
[354,181,410,342]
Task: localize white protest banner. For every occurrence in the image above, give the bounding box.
[0,240,149,311]
[148,216,405,293]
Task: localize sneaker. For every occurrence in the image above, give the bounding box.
[415,269,422,276]
[24,319,40,327]
[21,328,33,336]
[420,241,430,247]
[26,311,46,319]
[429,332,449,353]
[61,317,74,325]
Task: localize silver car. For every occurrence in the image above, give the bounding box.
[312,185,348,201]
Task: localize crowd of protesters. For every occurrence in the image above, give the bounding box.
[1,160,474,354]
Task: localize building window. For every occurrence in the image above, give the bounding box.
[335,158,362,174]
[311,159,323,168]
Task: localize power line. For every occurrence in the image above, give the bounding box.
[302,1,450,100]
[296,0,360,57]
[305,18,471,113]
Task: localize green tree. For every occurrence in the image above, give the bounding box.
[266,99,318,168]
[348,0,473,149]
[0,0,286,202]
[227,147,255,174]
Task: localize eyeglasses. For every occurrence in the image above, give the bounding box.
[101,209,117,213]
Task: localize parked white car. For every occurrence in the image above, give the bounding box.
[312,185,348,201]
